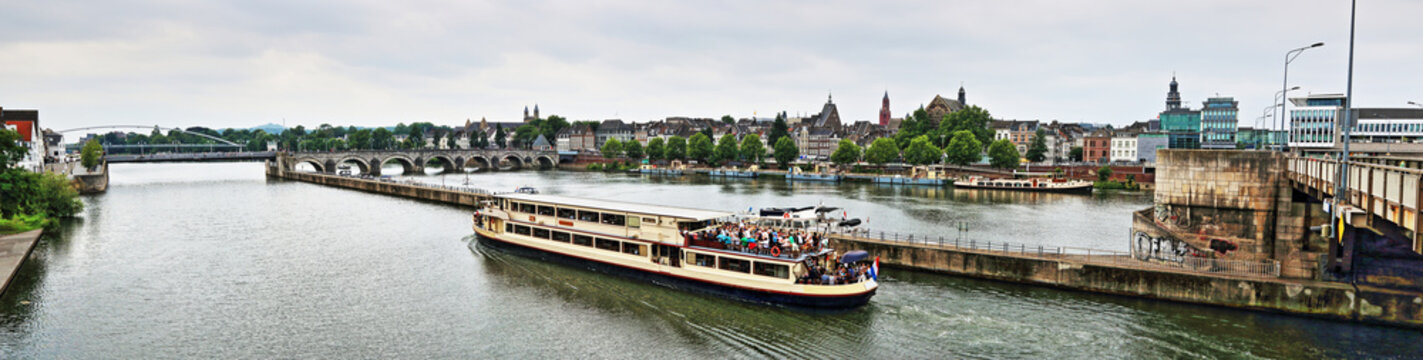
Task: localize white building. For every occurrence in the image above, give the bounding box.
[1288,94,1345,149]
[1110,136,1138,163]
[1288,92,1423,149]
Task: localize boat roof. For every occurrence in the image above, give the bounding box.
[498,193,734,221]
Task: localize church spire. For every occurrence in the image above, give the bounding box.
[957,83,966,105]
[1166,75,1182,110]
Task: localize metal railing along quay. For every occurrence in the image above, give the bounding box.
[836,227,1281,278]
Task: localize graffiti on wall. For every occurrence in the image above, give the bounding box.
[1134,231,1200,262]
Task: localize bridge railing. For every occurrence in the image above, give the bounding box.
[836,227,1280,278]
[1289,155,1423,253]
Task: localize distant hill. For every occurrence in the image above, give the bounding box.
[250,123,285,135]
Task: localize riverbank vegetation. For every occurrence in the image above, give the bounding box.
[1,129,83,234]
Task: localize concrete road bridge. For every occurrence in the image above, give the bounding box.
[278,149,559,175]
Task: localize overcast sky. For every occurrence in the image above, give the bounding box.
[2,0,1420,134]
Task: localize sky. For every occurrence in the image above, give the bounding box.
[2,0,1421,136]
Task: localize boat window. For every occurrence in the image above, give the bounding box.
[537,205,555,216]
[505,223,513,233]
[718,258,751,273]
[753,262,789,279]
[601,213,626,226]
[643,217,657,225]
[557,208,576,219]
[551,231,571,243]
[578,210,599,222]
[621,243,644,256]
[693,253,715,267]
[532,228,550,239]
[627,216,640,228]
[514,225,531,236]
[595,238,621,251]
[519,203,536,213]
[679,220,711,231]
[573,235,593,246]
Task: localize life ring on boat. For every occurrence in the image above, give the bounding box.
[771,246,781,257]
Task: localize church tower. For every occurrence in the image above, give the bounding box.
[523,106,529,119]
[1166,76,1182,110]
[957,85,966,105]
[533,104,540,120]
[879,91,891,126]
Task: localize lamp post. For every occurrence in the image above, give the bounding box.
[1329,0,1357,268]
[1408,101,1423,109]
[1279,42,1325,151]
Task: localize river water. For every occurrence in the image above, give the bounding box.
[0,162,1418,359]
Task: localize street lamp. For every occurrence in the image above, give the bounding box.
[1279,42,1325,150]
[1408,101,1423,109]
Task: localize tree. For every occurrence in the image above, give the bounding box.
[688,133,713,163]
[987,139,1020,169]
[328,139,347,151]
[494,125,507,149]
[773,136,798,169]
[903,136,943,165]
[666,136,687,160]
[468,130,482,149]
[476,131,488,149]
[623,139,644,159]
[79,139,102,170]
[721,115,735,125]
[865,137,900,164]
[1069,146,1084,162]
[739,134,765,165]
[830,139,861,166]
[446,134,457,149]
[348,129,372,150]
[895,108,935,149]
[938,105,995,147]
[1097,165,1114,182]
[601,138,623,159]
[769,113,790,146]
[944,130,983,166]
[646,137,666,160]
[713,134,739,165]
[371,128,395,150]
[0,129,28,169]
[1026,128,1048,162]
[407,126,424,148]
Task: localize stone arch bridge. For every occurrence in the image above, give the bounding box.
[274,149,559,176]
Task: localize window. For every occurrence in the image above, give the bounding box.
[532,228,550,239]
[572,235,593,246]
[551,231,571,243]
[627,216,640,228]
[514,225,531,236]
[595,238,621,251]
[537,206,555,216]
[505,223,513,233]
[693,253,715,267]
[557,208,576,219]
[601,213,625,226]
[643,217,656,225]
[578,210,599,222]
[718,258,751,273]
[753,262,789,279]
[519,203,536,214]
[621,243,644,256]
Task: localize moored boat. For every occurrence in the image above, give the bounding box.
[954,174,1093,194]
[472,194,878,308]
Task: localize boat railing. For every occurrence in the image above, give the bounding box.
[836,227,1281,278]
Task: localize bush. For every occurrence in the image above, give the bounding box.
[1093,180,1139,190]
[0,213,49,234]
[0,170,83,219]
[81,139,103,170]
[586,163,603,171]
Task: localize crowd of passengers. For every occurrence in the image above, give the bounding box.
[796,259,871,285]
[681,221,829,258]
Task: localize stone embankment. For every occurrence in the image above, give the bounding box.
[0,230,42,296]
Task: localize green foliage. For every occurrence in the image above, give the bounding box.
[348,129,372,150]
[1069,146,1084,162]
[371,128,395,150]
[494,125,507,148]
[646,137,666,160]
[1026,128,1048,162]
[0,129,26,169]
[903,135,943,165]
[0,170,83,220]
[688,133,713,163]
[81,139,103,170]
[865,137,900,164]
[944,130,982,166]
[894,108,935,149]
[586,163,603,171]
[739,134,765,164]
[0,213,49,235]
[721,115,735,124]
[445,135,457,149]
[601,138,623,159]
[768,113,790,146]
[987,139,1020,169]
[830,139,861,166]
[713,134,739,165]
[665,136,687,160]
[623,139,644,159]
[773,136,798,168]
[1093,180,1129,190]
[1097,165,1114,182]
[938,105,995,147]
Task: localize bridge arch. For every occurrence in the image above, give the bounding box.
[426,154,458,174]
[295,157,327,173]
[465,156,492,172]
[375,155,418,175]
[337,156,372,174]
[498,153,525,170]
[534,155,556,170]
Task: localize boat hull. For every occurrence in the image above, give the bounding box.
[786,174,842,182]
[954,182,1094,194]
[476,231,876,309]
[709,170,758,178]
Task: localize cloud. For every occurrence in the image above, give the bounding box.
[0,0,1420,135]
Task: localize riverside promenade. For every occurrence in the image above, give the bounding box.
[0,230,42,296]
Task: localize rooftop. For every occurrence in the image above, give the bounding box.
[498,193,734,220]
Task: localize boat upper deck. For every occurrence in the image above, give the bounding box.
[497,193,734,221]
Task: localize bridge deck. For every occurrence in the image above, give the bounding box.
[1289,155,1423,252]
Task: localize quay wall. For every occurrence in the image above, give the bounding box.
[828,235,1423,328]
[268,168,488,207]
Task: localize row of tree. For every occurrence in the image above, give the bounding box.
[598,133,798,168]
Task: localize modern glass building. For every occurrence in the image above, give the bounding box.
[1288,94,1345,149]
[1200,97,1238,149]
[1159,76,1201,149]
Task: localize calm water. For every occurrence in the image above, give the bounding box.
[0,162,1418,359]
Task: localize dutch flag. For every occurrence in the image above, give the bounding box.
[869,256,879,281]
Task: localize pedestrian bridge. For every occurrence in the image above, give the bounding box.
[1288,155,1423,252]
[278,149,558,176]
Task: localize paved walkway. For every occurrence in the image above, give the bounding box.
[0,229,42,296]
